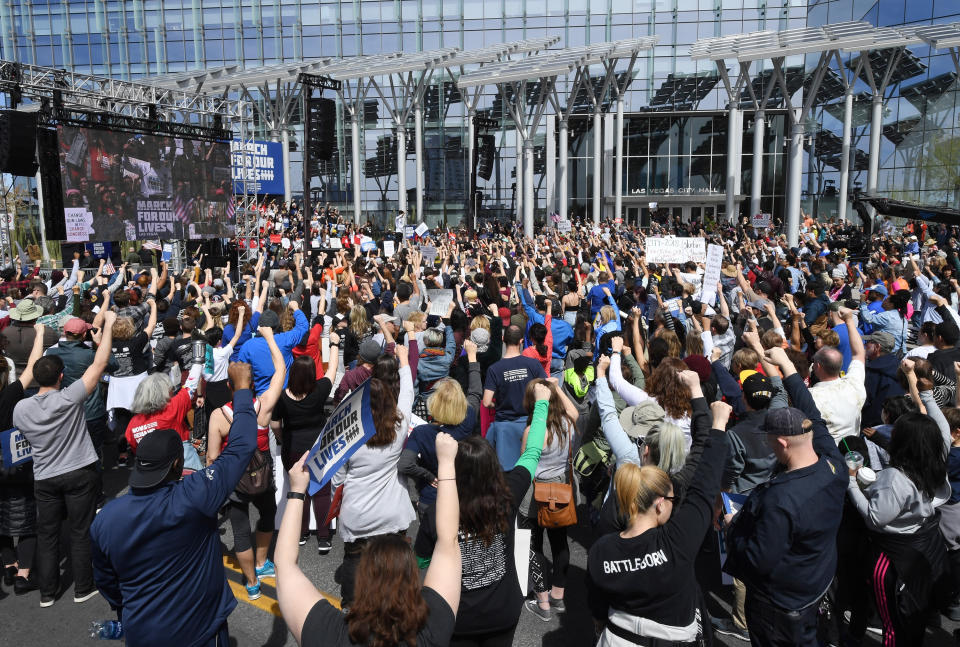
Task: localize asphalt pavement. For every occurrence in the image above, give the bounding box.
[5,459,960,646]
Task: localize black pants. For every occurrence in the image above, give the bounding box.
[449,623,517,647]
[530,523,569,591]
[0,534,36,570]
[86,416,108,471]
[871,550,927,647]
[226,490,277,554]
[744,591,819,647]
[34,463,100,597]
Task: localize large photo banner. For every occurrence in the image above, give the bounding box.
[304,378,376,494]
[57,125,236,242]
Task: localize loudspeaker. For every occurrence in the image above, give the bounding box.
[36,127,65,241]
[0,110,38,176]
[476,134,495,181]
[307,97,336,162]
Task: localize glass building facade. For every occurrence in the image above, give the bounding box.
[0,1,954,228]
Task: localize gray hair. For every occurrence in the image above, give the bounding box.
[131,373,174,415]
[422,328,444,349]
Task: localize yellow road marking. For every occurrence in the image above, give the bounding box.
[222,554,342,614]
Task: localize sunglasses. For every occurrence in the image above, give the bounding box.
[661,494,677,503]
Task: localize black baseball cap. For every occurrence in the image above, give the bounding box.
[760,407,809,437]
[742,373,773,410]
[129,429,183,489]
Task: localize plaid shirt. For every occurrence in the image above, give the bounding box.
[37,292,75,333]
[0,266,40,296]
[115,302,151,333]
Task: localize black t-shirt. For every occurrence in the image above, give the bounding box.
[414,466,531,636]
[302,586,454,647]
[484,355,546,421]
[272,377,333,467]
[111,332,150,377]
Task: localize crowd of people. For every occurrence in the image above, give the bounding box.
[2,205,960,647]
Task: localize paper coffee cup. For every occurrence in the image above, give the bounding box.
[857,467,877,487]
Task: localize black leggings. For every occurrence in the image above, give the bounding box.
[226,491,277,553]
[529,523,569,592]
[0,534,36,570]
[450,624,517,647]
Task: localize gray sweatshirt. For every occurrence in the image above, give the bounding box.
[847,390,952,534]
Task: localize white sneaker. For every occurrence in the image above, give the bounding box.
[74,589,100,603]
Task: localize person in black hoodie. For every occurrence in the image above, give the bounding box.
[861,331,905,428]
[587,372,730,646]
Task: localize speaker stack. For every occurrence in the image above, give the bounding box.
[0,110,39,176]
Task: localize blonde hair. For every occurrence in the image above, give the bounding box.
[406,311,426,330]
[349,305,369,338]
[464,289,478,302]
[427,379,468,426]
[600,305,616,325]
[614,463,673,521]
[469,316,490,332]
[731,347,760,376]
[112,316,136,341]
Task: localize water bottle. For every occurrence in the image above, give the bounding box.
[90,620,123,640]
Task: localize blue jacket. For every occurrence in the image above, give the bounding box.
[416,324,456,385]
[723,373,847,610]
[516,287,574,362]
[587,280,616,316]
[238,308,308,395]
[90,390,258,647]
[803,293,831,326]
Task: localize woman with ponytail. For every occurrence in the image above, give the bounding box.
[586,373,731,647]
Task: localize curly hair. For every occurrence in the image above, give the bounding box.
[346,535,428,647]
[226,300,251,330]
[645,357,693,419]
[455,436,511,547]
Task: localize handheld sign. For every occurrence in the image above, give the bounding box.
[700,244,725,306]
[0,428,31,467]
[383,240,396,257]
[304,379,377,495]
[751,213,771,229]
[415,222,430,238]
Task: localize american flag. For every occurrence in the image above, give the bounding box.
[226,197,236,221]
[172,194,194,225]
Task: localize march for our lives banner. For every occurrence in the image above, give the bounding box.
[0,428,32,467]
[304,379,376,495]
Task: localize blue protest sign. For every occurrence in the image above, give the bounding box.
[304,379,376,494]
[404,225,415,239]
[231,140,285,195]
[85,242,112,259]
[360,240,377,253]
[0,428,32,467]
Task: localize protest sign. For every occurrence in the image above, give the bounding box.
[304,379,377,494]
[230,140,284,195]
[427,289,454,316]
[420,245,438,265]
[645,237,706,264]
[360,236,377,253]
[0,428,31,467]
[700,243,725,306]
[85,242,112,259]
[65,207,92,242]
[328,238,342,250]
[395,214,405,232]
[404,225,415,239]
[415,222,429,238]
[161,243,173,262]
[751,213,771,229]
[557,220,572,233]
[383,240,396,257]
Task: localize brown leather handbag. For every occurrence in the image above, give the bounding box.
[533,439,577,529]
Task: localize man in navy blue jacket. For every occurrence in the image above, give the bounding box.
[89,363,258,647]
[723,345,847,647]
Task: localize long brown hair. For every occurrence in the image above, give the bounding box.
[226,300,250,329]
[367,378,402,448]
[645,357,693,419]
[346,535,428,647]
[523,379,574,449]
[455,436,511,546]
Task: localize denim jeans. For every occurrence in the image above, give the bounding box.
[745,590,819,647]
[34,462,100,597]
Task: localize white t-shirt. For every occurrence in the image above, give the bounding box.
[810,359,867,444]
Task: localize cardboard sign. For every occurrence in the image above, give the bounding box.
[700,244,725,306]
[645,237,706,264]
[751,213,772,229]
[557,220,572,233]
[427,289,454,316]
[0,428,31,467]
[383,240,396,257]
[415,222,429,238]
[420,245,438,266]
[304,378,377,494]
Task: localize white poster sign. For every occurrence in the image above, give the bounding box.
[644,237,706,264]
[415,222,429,237]
[751,213,772,229]
[65,207,93,242]
[395,214,406,233]
[700,244,725,306]
[420,245,438,266]
[383,240,396,258]
[427,289,454,316]
[556,220,572,233]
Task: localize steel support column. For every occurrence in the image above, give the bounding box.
[867,93,882,202]
[750,110,765,219]
[351,112,362,224]
[593,112,602,225]
[281,128,292,205]
[786,114,805,247]
[546,114,556,215]
[524,139,535,238]
[614,98,624,222]
[558,118,568,222]
[396,125,407,215]
[467,107,475,229]
[838,89,854,222]
[726,106,741,221]
[414,103,424,223]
